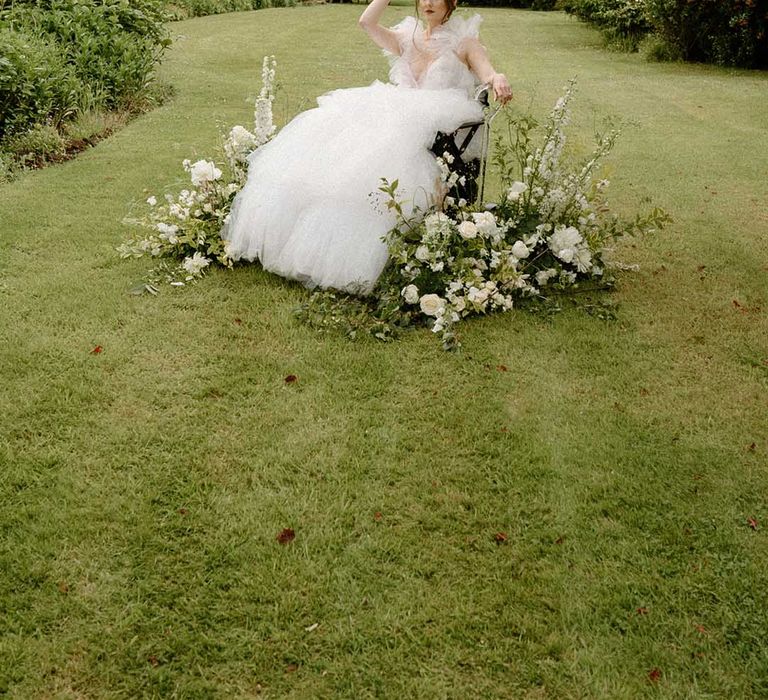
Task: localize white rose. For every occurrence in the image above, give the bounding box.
[511,240,530,259]
[189,159,222,187]
[182,252,211,276]
[419,294,446,317]
[146,196,157,206]
[457,221,478,240]
[402,284,419,304]
[507,181,528,201]
[415,245,430,262]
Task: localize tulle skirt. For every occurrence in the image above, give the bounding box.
[223,81,483,294]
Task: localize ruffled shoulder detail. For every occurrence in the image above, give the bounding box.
[443,13,482,44]
[381,16,419,58]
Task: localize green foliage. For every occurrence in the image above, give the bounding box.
[0,0,170,147]
[4,123,65,166]
[561,0,650,49]
[645,0,768,68]
[164,0,293,20]
[563,0,768,67]
[472,0,558,9]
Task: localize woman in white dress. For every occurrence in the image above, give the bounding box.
[223,0,512,294]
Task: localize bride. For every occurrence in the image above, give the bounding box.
[223,0,512,294]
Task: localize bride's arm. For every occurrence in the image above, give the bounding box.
[358,0,401,55]
[461,38,513,104]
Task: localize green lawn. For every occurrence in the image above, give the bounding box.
[1,6,767,698]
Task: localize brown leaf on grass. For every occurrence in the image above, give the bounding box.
[494,532,508,544]
[648,668,661,683]
[233,318,242,325]
[554,536,565,545]
[148,655,160,668]
[373,512,383,522]
[285,663,299,673]
[277,528,295,544]
[695,624,708,635]
[284,374,298,384]
[90,345,103,354]
[636,607,649,615]
[747,442,757,453]
[57,581,69,594]
[496,364,508,372]
[178,508,188,516]
[639,387,650,397]
[748,517,758,531]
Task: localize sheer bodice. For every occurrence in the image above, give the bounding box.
[386,15,482,96]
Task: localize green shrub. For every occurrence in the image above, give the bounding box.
[561,0,650,48]
[0,26,80,137]
[645,0,768,68]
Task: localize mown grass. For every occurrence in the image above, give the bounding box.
[1,6,767,698]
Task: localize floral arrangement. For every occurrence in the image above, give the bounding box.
[118,56,277,292]
[298,80,669,349]
[121,61,668,349]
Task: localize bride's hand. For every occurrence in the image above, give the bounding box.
[491,73,512,105]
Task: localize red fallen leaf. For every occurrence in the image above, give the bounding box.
[90,345,103,354]
[695,624,708,635]
[636,607,649,615]
[285,663,299,673]
[748,517,758,531]
[496,364,508,372]
[284,374,298,384]
[277,527,295,544]
[732,299,747,313]
[233,318,242,325]
[178,508,188,516]
[494,532,508,544]
[648,668,661,683]
[374,512,383,522]
[148,655,160,668]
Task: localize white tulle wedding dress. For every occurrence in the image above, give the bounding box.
[223,14,484,294]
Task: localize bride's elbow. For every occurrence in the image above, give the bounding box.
[358,17,372,31]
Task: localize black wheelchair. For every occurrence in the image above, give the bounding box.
[429,84,502,206]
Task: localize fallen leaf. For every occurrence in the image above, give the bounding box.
[747,443,757,453]
[748,517,758,531]
[90,345,103,355]
[57,581,69,594]
[285,663,299,673]
[277,527,295,544]
[178,508,188,516]
[494,532,508,544]
[636,607,649,615]
[695,624,708,635]
[373,512,383,522]
[148,655,160,668]
[233,318,242,325]
[284,374,298,384]
[639,387,650,396]
[648,668,661,683]
[554,536,565,545]
[496,364,508,372]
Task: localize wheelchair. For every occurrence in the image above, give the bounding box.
[429,84,502,207]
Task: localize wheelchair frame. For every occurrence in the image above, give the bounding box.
[429,84,502,206]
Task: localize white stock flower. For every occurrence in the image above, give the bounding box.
[507,181,528,201]
[511,240,530,259]
[457,220,478,240]
[415,245,430,262]
[146,196,157,206]
[419,294,446,317]
[182,252,211,276]
[402,284,419,304]
[156,222,179,244]
[535,268,558,286]
[188,160,222,187]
